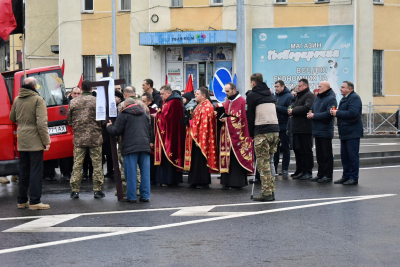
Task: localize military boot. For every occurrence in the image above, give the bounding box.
[18,201,29,209]
[11,175,18,182]
[253,192,275,202]
[29,202,50,210]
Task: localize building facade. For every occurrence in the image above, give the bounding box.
[15,0,400,107]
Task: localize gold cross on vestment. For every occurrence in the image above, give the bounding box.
[169,152,173,157]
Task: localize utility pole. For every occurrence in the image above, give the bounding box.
[236,0,246,97]
[111,0,117,79]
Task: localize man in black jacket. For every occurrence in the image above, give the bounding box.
[288,79,315,180]
[273,80,293,175]
[247,73,280,202]
[142,79,163,108]
[307,81,337,183]
[107,98,152,202]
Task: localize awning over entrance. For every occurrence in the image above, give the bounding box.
[139,30,236,46]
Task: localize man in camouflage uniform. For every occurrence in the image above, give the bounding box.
[67,80,105,199]
[246,73,280,201]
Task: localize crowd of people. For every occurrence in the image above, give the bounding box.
[6,73,364,210]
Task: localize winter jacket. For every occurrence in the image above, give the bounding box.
[67,92,102,147]
[152,89,163,109]
[291,88,315,134]
[107,104,151,156]
[274,87,294,131]
[311,89,337,138]
[9,85,51,151]
[246,82,280,137]
[336,91,363,140]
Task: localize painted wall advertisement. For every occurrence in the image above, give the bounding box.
[252,25,354,102]
[184,46,213,61]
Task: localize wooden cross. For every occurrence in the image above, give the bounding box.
[87,58,126,201]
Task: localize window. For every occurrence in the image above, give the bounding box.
[22,70,67,107]
[83,0,93,12]
[373,0,384,4]
[83,55,96,81]
[171,0,183,7]
[119,55,131,90]
[373,50,383,96]
[275,0,287,3]
[119,0,130,11]
[315,0,330,3]
[210,0,223,5]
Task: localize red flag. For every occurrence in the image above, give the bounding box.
[61,59,65,76]
[184,74,194,93]
[78,73,83,88]
[0,0,17,40]
[165,75,168,85]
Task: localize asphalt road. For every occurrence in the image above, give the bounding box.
[0,163,399,267]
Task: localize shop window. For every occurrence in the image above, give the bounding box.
[210,0,223,5]
[119,0,131,11]
[119,55,131,90]
[83,55,96,81]
[82,0,94,12]
[373,50,383,96]
[171,0,183,7]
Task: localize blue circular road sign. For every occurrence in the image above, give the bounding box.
[213,68,232,103]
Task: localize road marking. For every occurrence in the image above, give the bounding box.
[0,194,395,255]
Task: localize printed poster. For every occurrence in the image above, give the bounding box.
[166,47,183,61]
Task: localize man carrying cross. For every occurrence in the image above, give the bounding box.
[68,80,105,199]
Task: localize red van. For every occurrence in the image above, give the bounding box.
[0,65,74,176]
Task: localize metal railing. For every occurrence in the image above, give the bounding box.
[365,103,400,134]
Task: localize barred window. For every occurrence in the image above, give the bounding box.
[373,50,383,96]
[82,55,96,81]
[119,55,131,90]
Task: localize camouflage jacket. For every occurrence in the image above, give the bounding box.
[67,93,102,147]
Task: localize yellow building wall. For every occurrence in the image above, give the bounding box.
[170,7,223,31]
[9,34,23,71]
[374,4,400,50]
[274,1,330,27]
[81,0,131,55]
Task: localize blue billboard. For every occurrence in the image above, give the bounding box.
[252,25,354,102]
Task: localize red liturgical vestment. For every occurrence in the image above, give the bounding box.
[184,100,219,172]
[219,95,255,174]
[155,98,185,169]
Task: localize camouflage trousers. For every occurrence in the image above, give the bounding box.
[117,144,140,194]
[254,133,280,196]
[70,146,104,192]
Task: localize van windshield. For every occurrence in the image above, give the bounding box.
[23,70,67,107]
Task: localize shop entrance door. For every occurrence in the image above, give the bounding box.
[184,62,199,89]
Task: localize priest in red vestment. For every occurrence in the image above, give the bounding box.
[184,87,219,189]
[155,85,185,186]
[219,82,255,189]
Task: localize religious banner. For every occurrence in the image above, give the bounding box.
[95,86,106,121]
[101,77,117,117]
[252,25,354,103]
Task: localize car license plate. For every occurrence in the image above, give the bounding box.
[48,125,67,135]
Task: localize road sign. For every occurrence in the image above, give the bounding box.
[233,74,237,87]
[213,68,232,102]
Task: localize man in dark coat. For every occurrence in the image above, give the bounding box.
[288,79,315,180]
[307,81,337,183]
[107,98,152,202]
[142,79,163,108]
[331,81,363,185]
[273,80,293,176]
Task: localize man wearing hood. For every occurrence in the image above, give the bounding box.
[273,80,293,176]
[307,81,337,183]
[246,73,280,201]
[154,85,186,186]
[142,79,163,108]
[288,79,316,180]
[107,98,152,202]
[9,77,51,210]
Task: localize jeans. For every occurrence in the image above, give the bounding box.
[274,130,291,171]
[340,138,360,181]
[18,151,44,205]
[124,152,150,200]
